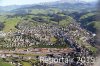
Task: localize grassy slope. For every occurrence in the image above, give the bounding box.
[94,21,100,29]
[30,8,60,14]
[21,61,32,66]
[59,16,74,27]
[3,17,21,32]
[0,62,13,66]
[0,58,13,66]
[0,16,7,22]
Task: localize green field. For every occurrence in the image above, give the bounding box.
[94,21,100,29]
[3,17,21,32]
[0,62,13,66]
[0,59,13,66]
[21,61,32,66]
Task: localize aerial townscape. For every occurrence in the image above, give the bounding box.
[0,0,100,66]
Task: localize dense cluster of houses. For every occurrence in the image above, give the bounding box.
[0,22,97,66]
[0,22,96,49]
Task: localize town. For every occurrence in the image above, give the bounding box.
[0,0,99,66]
[0,21,97,66]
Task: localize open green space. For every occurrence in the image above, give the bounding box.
[0,58,13,66]
[21,61,32,66]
